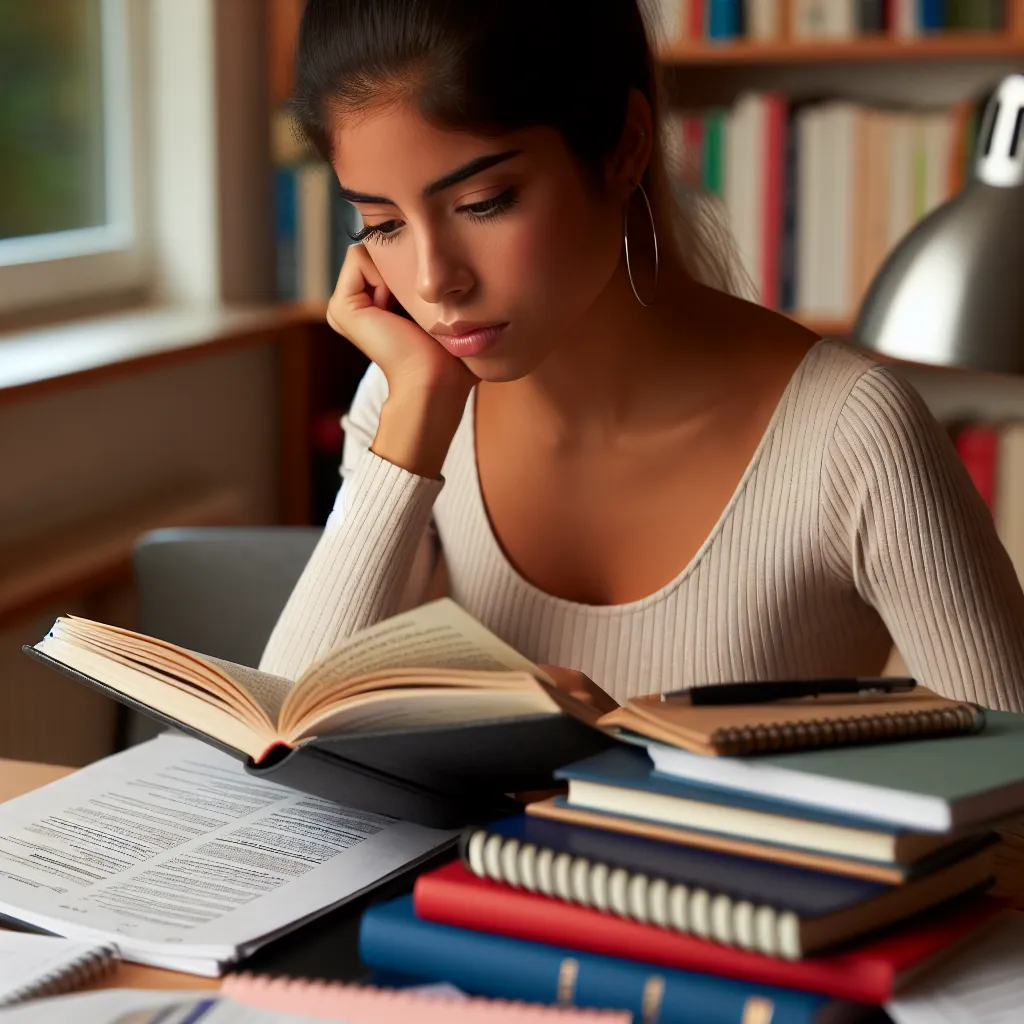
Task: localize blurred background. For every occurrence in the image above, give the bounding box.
[1,0,1022,768]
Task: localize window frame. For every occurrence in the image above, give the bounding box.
[0,0,150,315]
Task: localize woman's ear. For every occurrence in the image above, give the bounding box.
[605,88,654,195]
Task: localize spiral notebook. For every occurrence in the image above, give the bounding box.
[0,932,116,1006]
[600,684,985,756]
[221,973,630,1022]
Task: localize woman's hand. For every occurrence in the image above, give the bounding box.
[327,245,477,477]
[326,244,478,397]
[538,664,619,715]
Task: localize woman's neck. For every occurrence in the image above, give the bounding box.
[483,258,741,451]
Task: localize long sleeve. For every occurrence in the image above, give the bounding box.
[820,364,1024,712]
[259,363,444,680]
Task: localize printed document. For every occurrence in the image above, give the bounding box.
[0,733,454,975]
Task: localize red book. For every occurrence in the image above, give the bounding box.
[953,423,1000,511]
[761,94,787,309]
[413,861,1003,1005]
[686,0,704,40]
[680,114,704,189]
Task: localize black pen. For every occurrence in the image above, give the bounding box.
[659,677,918,706]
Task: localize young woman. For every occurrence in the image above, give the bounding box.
[260,0,1024,712]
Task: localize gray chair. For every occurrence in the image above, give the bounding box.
[124,526,321,746]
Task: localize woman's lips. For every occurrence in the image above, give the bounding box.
[429,323,508,357]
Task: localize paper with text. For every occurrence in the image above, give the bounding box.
[0,734,453,975]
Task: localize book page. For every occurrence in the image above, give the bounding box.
[53,617,289,722]
[294,598,556,697]
[887,913,1024,1024]
[201,656,291,722]
[0,734,453,975]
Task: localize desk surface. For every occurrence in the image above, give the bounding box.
[0,757,218,993]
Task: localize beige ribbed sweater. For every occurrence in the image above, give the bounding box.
[260,339,1024,711]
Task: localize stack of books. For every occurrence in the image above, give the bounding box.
[358,685,1024,1022]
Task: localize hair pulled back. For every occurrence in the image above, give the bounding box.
[291,0,740,294]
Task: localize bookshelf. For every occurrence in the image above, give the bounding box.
[266,0,1023,523]
[662,34,1024,64]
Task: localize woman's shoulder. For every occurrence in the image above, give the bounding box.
[793,337,933,436]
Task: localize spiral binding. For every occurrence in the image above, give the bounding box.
[708,704,982,756]
[0,944,116,1007]
[465,829,806,960]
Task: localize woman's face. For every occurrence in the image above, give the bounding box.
[330,103,625,381]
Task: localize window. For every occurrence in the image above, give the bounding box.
[0,0,146,314]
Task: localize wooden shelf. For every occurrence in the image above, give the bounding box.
[658,33,1024,66]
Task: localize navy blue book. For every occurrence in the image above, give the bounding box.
[273,166,298,302]
[553,747,962,866]
[359,895,878,1024]
[458,815,994,957]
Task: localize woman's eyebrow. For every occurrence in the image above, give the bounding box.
[338,149,522,205]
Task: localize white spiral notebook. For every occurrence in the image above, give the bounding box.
[0,932,115,1006]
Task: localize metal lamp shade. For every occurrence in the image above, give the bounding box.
[854,74,1024,375]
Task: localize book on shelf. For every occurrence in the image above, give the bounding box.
[456,814,996,958]
[271,107,359,305]
[950,419,1024,590]
[23,598,612,827]
[652,0,1009,43]
[359,893,881,1024]
[662,90,986,323]
[413,860,1007,1005]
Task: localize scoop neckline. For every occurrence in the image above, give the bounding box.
[464,337,830,617]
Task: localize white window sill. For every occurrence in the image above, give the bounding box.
[0,304,302,400]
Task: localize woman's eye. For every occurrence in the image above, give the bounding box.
[348,220,403,245]
[458,187,519,220]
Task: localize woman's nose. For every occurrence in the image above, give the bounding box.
[415,232,474,305]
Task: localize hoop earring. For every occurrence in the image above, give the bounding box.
[624,182,659,307]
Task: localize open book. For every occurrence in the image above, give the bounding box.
[31,598,600,764]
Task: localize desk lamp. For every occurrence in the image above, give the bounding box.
[853,74,1024,374]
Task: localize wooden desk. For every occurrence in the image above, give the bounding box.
[0,758,219,993]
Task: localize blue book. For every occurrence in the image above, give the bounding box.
[779,106,800,312]
[918,0,944,30]
[458,815,994,957]
[359,895,874,1023]
[273,166,298,302]
[706,0,741,40]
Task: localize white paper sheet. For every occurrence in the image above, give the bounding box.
[0,734,454,974]
[887,912,1024,1024]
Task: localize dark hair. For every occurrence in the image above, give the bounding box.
[291,0,740,292]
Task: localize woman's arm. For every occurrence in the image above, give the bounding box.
[821,364,1024,712]
[258,362,447,679]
